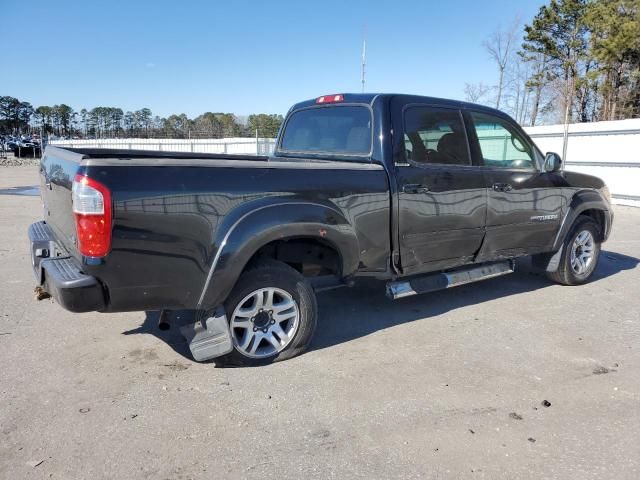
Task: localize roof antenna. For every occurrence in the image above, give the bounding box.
[361,28,367,93]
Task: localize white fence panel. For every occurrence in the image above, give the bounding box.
[524,119,640,206]
[50,120,640,206]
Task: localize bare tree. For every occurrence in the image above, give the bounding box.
[506,54,534,125]
[522,53,550,126]
[483,18,521,110]
[464,82,491,104]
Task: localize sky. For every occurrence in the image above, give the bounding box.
[1,0,545,117]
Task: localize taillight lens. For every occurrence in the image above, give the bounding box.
[72,174,112,257]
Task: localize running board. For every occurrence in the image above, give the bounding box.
[386,261,515,300]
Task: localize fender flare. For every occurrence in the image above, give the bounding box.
[196,200,360,310]
[551,189,611,252]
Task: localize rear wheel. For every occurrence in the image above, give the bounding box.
[215,260,317,367]
[547,216,601,286]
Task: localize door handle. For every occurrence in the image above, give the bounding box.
[403,184,429,194]
[493,183,513,192]
[402,184,430,194]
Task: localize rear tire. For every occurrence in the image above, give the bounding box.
[546,216,601,286]
[215,260,317,367]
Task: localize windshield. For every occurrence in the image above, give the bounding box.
[279,105,372,157]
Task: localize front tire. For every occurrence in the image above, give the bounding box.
[546,216,601,286]
[215,260,317,367]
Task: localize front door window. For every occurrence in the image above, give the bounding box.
[469,112,536,169]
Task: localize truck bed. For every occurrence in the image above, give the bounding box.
[36,146,390,312]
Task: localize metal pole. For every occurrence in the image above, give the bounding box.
[256,128,259,155]
[561,110,570,169]
[361,38,366,93]
[561,79,573,170]
[502,135,508,161]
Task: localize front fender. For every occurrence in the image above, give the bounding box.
[197,200,360,310]
[551,189,612,251]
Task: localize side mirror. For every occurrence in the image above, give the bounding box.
[544,152,562,172]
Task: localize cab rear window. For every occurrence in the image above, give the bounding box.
[279,106,372,157]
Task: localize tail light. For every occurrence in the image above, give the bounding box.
[72,174,112,257]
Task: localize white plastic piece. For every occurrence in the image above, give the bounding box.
[180,312,233,362]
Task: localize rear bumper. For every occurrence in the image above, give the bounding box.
[28,221,106,313]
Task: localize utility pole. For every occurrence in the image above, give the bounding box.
[561,76,574,170]
[256,128,259,155]
[361,37,366,93]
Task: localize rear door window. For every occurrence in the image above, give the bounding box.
[279,106,372,157]
[403,107,471,166]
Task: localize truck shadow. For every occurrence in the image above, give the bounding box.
[311,251,638,352]
[124,310,195,359]
[123,251,638,362]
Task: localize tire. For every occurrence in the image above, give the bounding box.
[546,215,601,286]
[214,260,317,367]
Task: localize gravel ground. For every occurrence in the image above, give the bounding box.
[0,151,41,167]
[1,166,639,479]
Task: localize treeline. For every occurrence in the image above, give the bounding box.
[5,0,638,134]
[0,96,284,139]
[0,96,33,134]
[468,0,640,126]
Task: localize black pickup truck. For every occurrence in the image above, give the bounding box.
[29,93,613,366]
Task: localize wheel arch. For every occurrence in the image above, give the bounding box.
[552,190,611,251]
[197,201,360,310]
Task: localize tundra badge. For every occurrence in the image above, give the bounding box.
[530,214,559,222]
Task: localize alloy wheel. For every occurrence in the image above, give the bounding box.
[229,287,300,358]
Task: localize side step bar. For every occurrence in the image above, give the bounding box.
[386,260,515,300]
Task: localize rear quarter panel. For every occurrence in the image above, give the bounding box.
[80,162,390,312]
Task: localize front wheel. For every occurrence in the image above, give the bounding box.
[547,216,601,286]
[215,260,317,367]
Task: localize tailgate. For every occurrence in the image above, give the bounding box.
[39,146,85,256]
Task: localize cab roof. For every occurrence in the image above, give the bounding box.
[289,93,510,119]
